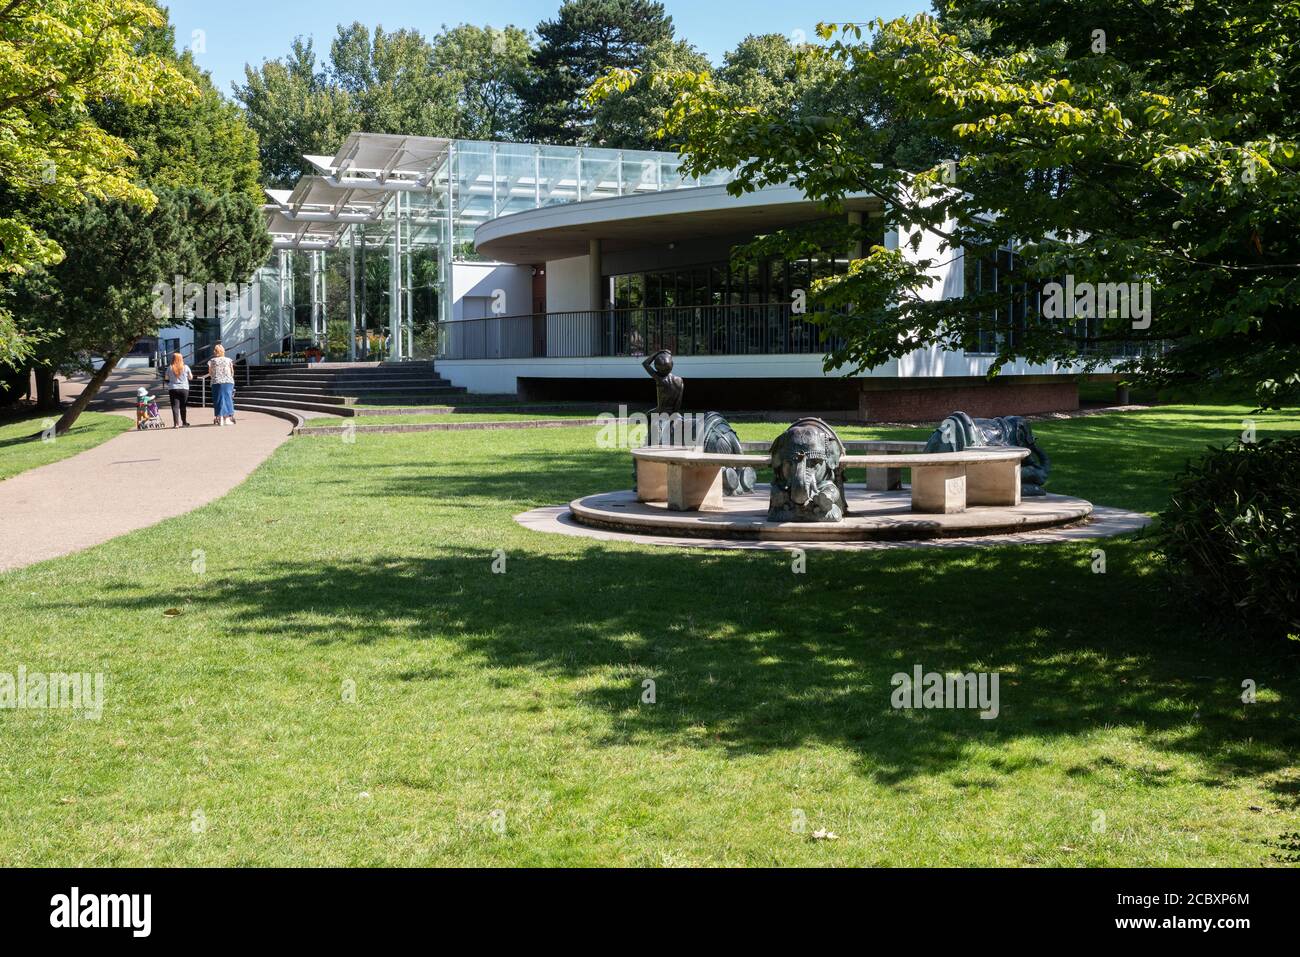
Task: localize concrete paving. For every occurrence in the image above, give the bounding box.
[517,492,1151,551]
[0,371,292,573]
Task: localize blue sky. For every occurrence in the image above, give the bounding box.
[162,0,930,97]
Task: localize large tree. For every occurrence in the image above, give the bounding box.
[98,24,263,204]
[588,39,710,149]
[0,0,192,366]
[523,0,675,144]
[234,37,366,188]
[12,14,271,430]
[327,23,460,137]
[633,2,1300,409]
[236,23,467,187]
[16,189,270,433]
[431,24,533,141]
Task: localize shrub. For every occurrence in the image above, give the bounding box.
[1157,435,1300,643]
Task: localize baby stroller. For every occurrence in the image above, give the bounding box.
[135,386,165,430]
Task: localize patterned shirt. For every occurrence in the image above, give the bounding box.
[208,356,235,384]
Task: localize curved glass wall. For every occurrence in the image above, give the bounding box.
[260,138,732,362]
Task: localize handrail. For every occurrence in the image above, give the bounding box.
[194,333,262,371]
[190,334,262,404]
[157,333,262,380]
[436,302,832,360]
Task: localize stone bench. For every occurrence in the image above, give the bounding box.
[740,440,927,492]
[632,445,1029,514]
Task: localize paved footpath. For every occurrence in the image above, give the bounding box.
[0,371,292,573]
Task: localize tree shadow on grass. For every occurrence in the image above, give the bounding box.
[69,536,1300,790]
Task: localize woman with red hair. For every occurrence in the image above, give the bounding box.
[165,352,192,427]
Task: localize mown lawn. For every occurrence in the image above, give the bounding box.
[0,411,133,482]
[0,404,1296,866]
[306,411,602,426]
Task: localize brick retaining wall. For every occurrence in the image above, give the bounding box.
[858,381,1080,422]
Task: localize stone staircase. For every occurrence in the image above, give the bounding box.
[192,361,465,418]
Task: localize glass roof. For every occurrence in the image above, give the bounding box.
[264,133,734,251]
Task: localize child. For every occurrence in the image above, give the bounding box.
[135,387,162,430]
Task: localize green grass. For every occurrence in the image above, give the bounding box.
[306,411,602,427]
[353,397,609,410]
[1,404,1297,866]
[0,411,133,482]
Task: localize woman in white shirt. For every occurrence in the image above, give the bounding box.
[207,344,237,426]
[165,352,192,427]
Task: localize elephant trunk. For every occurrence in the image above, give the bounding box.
[790,460,817,505]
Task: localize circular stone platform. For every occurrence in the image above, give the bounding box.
[516,484,1152,551]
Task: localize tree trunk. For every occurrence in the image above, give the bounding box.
[33,366,58,410]
[54,352,121,435]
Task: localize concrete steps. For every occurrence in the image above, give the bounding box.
[250,379,458,393]
[236,389,356,406]
[189,392,354,418]
[191,360,457,418]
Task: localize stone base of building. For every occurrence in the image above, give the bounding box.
[517,375,1080,423]
[857,378,1080,422]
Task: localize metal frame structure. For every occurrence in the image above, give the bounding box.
[257,134,730,363]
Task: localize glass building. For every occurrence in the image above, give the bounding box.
[254,134,732,363]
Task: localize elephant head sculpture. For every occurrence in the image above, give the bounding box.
[768,417,847,522]
[924,410,1051,495]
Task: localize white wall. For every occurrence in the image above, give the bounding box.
[437,350,1087,394]
[156,324,195,356]
[885,196,964,302]
[545,254,591,312]
[451,261,532,321]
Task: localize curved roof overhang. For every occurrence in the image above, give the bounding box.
[473,182,884,263]
[263,173,396,250]
[307,133,452,191]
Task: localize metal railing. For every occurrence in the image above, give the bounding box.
[436,303,835,360]
[163,335,258,407]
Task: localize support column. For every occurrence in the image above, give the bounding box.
[359,227,368,358]
[318,250,327,342]
[347,233,357,361]
[966,461,1021,506]
[588,237,604,356]
[309,250,321,347]
[635,460,668,503]
[389,192,401,362]
[405,220,414,360]
[588,238,603,310]
[848,209,864,260]
[666,464,724,511]
[278,250,289,354]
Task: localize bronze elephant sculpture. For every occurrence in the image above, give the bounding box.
[768,417,847,522]
[924,411,1051,495]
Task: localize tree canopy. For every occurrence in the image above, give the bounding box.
[0,0,193,365]
[624,2,1300,409]
[431,24,533,141]
[521,0,675,144]
[7,6,270,430]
